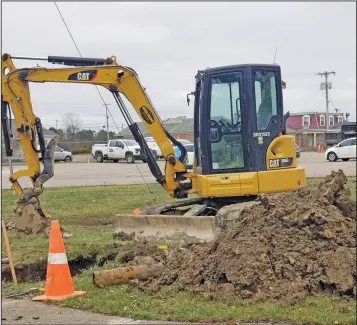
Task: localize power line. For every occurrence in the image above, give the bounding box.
[53,2,82,56]
[328,97,339,113]
[53,2,121,135]
[51,7,155,202]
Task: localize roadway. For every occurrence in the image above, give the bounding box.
[1,152,355,190]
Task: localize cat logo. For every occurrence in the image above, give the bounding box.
[68,70,97,81]
[269,157,293,168]
[269,159,280,168]
[77,72,90,80]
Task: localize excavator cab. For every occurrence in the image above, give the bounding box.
[194,64,283,174]
[188,64,305,199]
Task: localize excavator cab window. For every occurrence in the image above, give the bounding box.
[196,64,285,175]
[209,72,244,170]
[254,70,278,131]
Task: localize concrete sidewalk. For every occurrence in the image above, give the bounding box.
[2,298,290,325]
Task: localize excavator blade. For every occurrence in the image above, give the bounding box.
[115,198,216,241]
[115,213,217,241]
[114,198,259,242]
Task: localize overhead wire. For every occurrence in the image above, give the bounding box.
[53,2,122,134]
[53,2,157,202]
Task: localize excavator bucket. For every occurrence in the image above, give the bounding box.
[14,188,52,237]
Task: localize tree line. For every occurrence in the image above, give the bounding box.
[49,112,117,142]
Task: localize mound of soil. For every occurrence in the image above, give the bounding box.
[129,170,356,301]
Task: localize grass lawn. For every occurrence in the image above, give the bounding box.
[2,177,356,324]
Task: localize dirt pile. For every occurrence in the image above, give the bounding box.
[129,170,356,301]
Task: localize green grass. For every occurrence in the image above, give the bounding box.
[2,178,356,324]
[4,275,356,324]
[1,184,172,264]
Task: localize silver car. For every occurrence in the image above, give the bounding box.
[54,146,72,162]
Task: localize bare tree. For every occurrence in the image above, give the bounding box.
[62,113,82,139]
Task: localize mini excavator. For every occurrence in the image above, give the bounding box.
[1,53,306,239]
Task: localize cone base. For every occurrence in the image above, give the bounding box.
[32,290,86,301]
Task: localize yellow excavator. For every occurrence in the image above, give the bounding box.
[1,53,306,240]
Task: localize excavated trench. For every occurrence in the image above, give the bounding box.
[1,252,118,283]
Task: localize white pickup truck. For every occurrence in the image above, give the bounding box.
[91,139,157,163]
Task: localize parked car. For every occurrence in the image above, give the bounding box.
[177,139,192,146]
[184,143,195,166]
[145,137,192,160]
[39,145,72,162]
[325,137,356,162]
[295,143,301,159]
[92,139,156,163]
[173,141,194,168]
[145,139,162,159]
[54,146,73,162]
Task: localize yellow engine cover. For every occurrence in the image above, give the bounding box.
[192,135,306,198]
[195,168,305,198]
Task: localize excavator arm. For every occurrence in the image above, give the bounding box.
[1,53,193,236]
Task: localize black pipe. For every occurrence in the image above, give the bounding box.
[164,130,188,165]
[128,123,165,184]
[283,111,290,135]
[48,56,111,67]
[1,98,13,157]
[34,118,46,158]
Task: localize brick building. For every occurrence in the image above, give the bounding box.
[286,111,346,150]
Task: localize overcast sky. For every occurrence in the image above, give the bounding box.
[2,2,356,131]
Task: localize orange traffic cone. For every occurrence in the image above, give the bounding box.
[317,145,321,152]
[33,221,86,301]
[133,208,141,216]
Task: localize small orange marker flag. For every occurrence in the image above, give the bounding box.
[33,220,85,301]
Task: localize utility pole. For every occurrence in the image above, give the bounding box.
[102,103,111,142]
[55,119,58,130]
[317,70,336,130]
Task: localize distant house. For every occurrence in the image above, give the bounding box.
[120,116,194,142]
[325,121,356,147]
[286,112,346,150]
[1,119,56,163]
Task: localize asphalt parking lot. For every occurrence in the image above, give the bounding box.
[1,152,355,190]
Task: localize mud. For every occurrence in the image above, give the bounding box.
[125,170,356,302]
